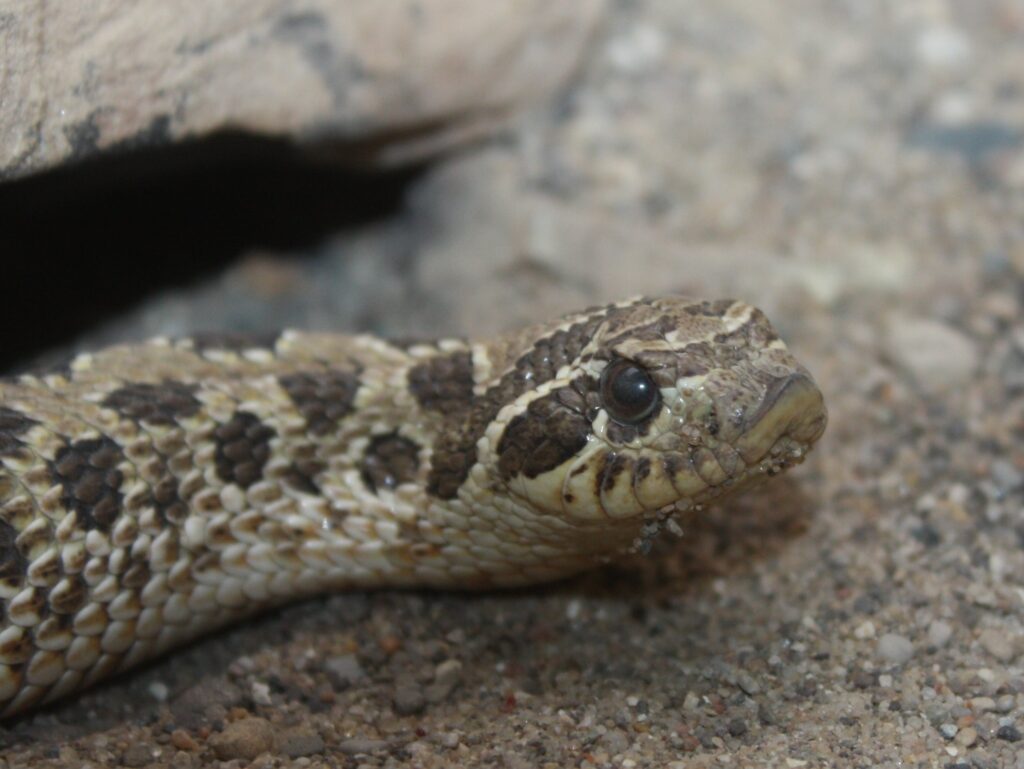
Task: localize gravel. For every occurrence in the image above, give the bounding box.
[208,717,276,761]
[877,634,915,666]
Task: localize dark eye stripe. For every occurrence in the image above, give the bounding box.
[599,359,660,425]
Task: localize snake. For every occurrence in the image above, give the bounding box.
[0,296,826,717]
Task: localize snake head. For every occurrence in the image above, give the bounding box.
[485,297,827,531]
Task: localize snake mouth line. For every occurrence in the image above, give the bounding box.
[647,433,814,518]
[630,435,813,554]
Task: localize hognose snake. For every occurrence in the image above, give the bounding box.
[0,296,826,717]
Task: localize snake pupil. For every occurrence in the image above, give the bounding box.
[600,359,660,424]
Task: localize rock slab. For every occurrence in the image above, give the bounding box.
[0,0,605,178]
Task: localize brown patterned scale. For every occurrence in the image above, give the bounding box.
[0,297,827,717]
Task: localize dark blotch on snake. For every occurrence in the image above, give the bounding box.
[408,351,475,413]
[283,459,325,495]
[102,381,200,426]
[425,311,620,499]
[279,370,361,437]
[361,433,421,493]
[0,407,37,456]
[497,386,592,481]
[213,412,276,488]
[51,436,125,531]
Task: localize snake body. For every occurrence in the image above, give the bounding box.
[0,296,826,717]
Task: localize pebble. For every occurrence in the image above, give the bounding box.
[854,620,877,640]
[956,726,978,747]
[426,659,463,703]
[884,317,979,393]
[850,669,876,690]
[337,738,390,755]
[279,730,325,758]
[251,680,272,706]
[926,705,950,728]
[978,630,1015,663]
[170,729,199,752]
[600,728,631,755]
[915,26,972,69]
[209,717,276,761]
[928,620,953,649]
[393,682,427,716]
[434,659,463,687]
[170,679,244,730]
[325,654,366,687]
[997,725,1022,742]
[969,697,997,713]
[736,672,761,696]
[727,718,748,737]
[940,723,959,740]
[121,744,154,767]
[148,681,170,702]
[877,633,915,665]
[996,695,1016,714]
[990,459,1023,493]
[439,731,461,749]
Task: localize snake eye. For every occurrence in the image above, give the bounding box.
[600,359,660,424]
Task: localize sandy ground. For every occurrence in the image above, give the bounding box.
[2,1,1024,767]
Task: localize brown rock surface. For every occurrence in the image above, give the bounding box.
[0,0,604,178]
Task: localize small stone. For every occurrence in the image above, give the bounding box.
[885,317,978,393]
[600,728,630,755]
[995,695,1016,713]
[209,717,276,761]
[990,459,1023,493]
[877,633,915,665]
[927,706,951,728]
[851,669,876,690]
[440,731,461,749]
[170,678,244,730]
[337,738,390,755]
[854,620,877,640]
[956,726,978,747]
[121,744,153,767]
[170,729,199,752]
[683,691,701,711]
[279,730,325,758]
[430,658,464,699]
[997,725,1022,742]
[968,697,997,713]
[757,703,778,726]
[915,25,972,68]
[928,620,953,649]
[736,672,761,696]
[148,681,170,702]
[978,630,1015,663]
[727,718,748,737]
[940,723,959,740]
[393,683,426,716]
[325,654,365,687]
[251,681,272,706]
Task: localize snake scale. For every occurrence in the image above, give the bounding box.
[0,296,826,717]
